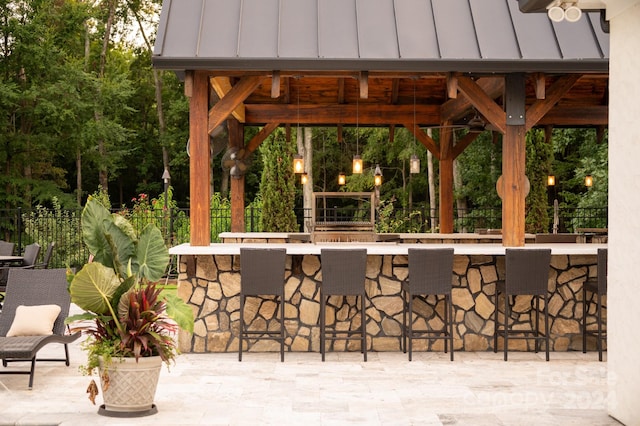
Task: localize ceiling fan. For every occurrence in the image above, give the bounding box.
[221,146,251,178]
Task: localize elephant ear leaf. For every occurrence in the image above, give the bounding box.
[81,197,112,264]
[137,224,169,282]
[68,263,120,315]
[164,293,194,333]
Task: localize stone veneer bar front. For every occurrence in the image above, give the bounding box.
[170,238,606,356]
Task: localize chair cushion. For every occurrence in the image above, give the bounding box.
[6,304,61,337]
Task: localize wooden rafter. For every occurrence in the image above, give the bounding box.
[208,75,266,134]
[402,122,440,159]
[452,132,480,159]
[210,77,246,122]
[525,74,582,130]
[441,77,504,122]
[245,122,280,155]
[456,76,507,134]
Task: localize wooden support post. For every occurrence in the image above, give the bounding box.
[188,70,211,246]
[228,119,246,232]
[439,126,454,233]
[502,74,527,247]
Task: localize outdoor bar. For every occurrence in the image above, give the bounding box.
[170,240,605,355]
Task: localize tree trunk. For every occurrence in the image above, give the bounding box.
[427,129,437,232]
[97,0,117,192]
[302,127,313,231]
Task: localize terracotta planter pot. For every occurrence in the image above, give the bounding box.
[98,356,162,416]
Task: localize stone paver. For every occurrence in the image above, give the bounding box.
[0,336,621,426]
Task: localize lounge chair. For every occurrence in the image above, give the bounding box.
[0,268,80,388]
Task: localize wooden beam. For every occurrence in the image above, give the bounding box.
[452,131,480,159]
[501,125,527,247]
[536,105,608,126]
[359,71,369,99]
[456,76,507,134]
[402,122,440,159]
[271,71,280,98]
[245,122,280,155]
[525,74,582,130]
[210,77,245,122]
[447,73,458,99]
[189,70,211,246]
[439,125,454,233]
[208,75,265,133]
[246,104,440,125]
[229,119,245,232]
[532,73,546,99]
[441,77,504,122]
[389,125,395,143]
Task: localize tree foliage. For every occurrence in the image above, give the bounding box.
[259,129,298,232]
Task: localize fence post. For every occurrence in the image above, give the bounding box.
[17,207,22,252]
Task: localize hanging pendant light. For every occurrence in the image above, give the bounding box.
[585,175,593,187]
[353,94,363,174]
[293,154,304,174]
[300,172,308,185]
[410,80,420,174]
[410,154,420,174]
[338,172,346,186]
[374,165,383,187]
[352,155,363,174]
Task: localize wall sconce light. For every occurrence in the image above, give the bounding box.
[410,154,420,174]
[352,155,363,174]
[300,172,308,185]
[585,175,593,187]
[547,175,555,186]
[338,172,346,186]
[293,154,304,174]
[374,165,382,187]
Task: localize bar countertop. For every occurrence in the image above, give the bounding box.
[169,242,606,256]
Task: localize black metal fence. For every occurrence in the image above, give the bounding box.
[0,205,607,270]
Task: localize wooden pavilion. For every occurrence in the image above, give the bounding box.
[152,0,609,247]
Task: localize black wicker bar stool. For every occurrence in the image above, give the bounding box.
[320,249,368,362]
[494,248,551,361]
[583,248,607,361]
[238,248,287,362]
[402,248,455,361]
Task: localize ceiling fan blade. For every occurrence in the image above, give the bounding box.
[223,159,236,169]
[237,161,248,171]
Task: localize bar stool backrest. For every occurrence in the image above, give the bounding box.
[240,248,286,296]
[505,249,551,296]
[597,248,607,294]
[320,249,367,295]
[408,248,454,295]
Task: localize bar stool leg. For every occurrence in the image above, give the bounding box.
[279,295,285,362]
[408,293,414,361]
[361,294,367,362]
[448,294,454,361]
[493,289,499,353]
[597,292,603,362]
[544,293,550,361]
[582,284,588,354]
[320,291,326,362]
[401,289,407,354]
[504,292,509,361]
[239,295,244,362]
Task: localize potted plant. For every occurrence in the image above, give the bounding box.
[66,196,193,417]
